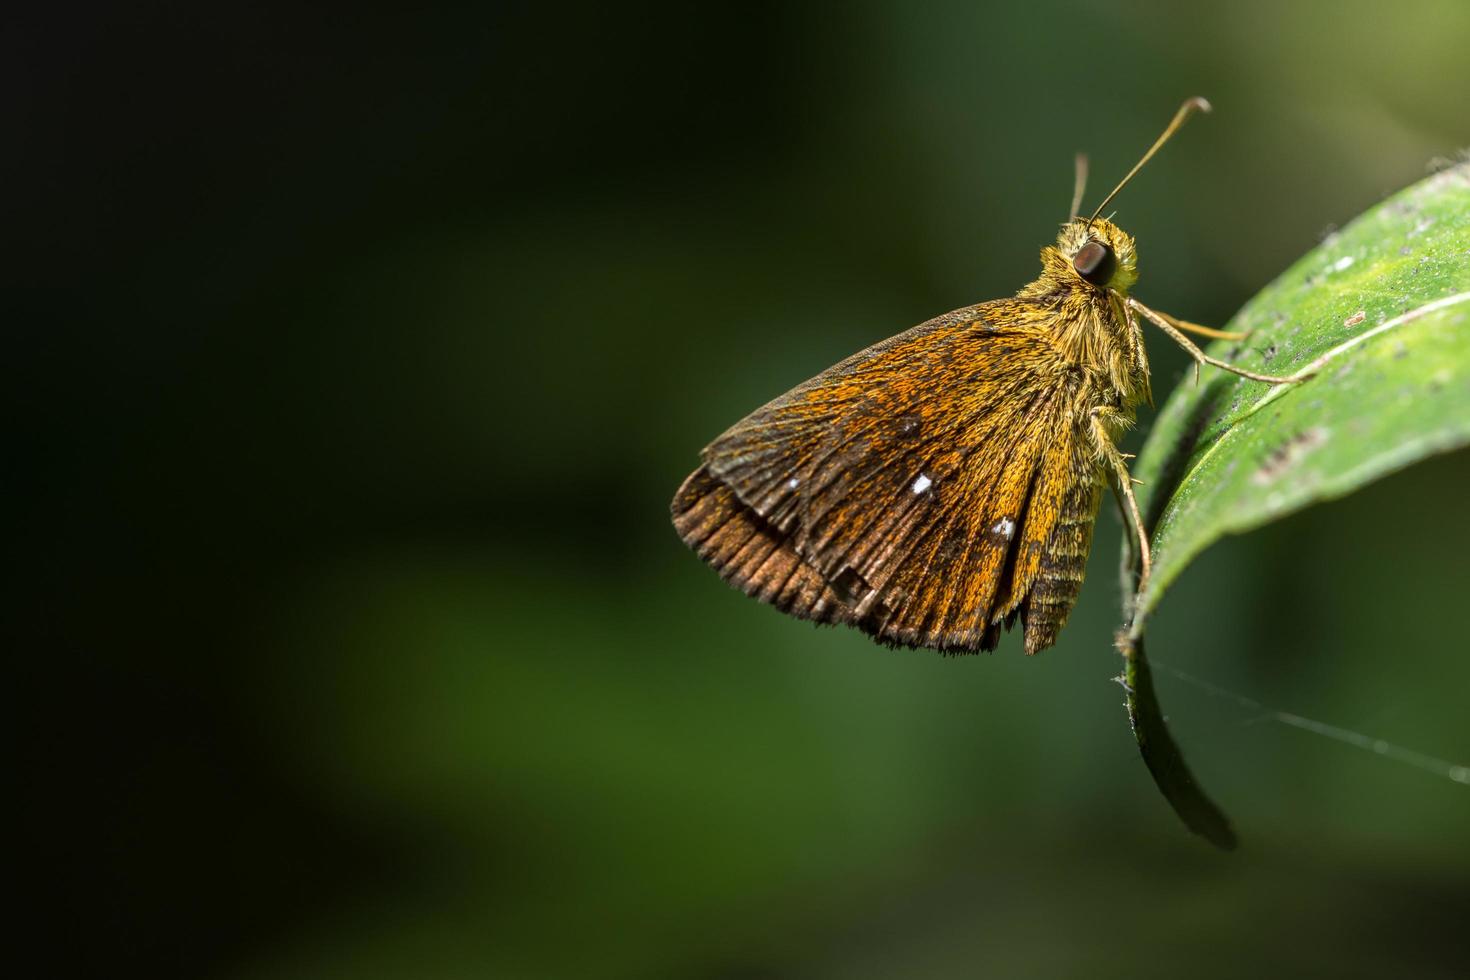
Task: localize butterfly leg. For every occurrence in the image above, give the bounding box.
[1089,409,1152,601]
[1129,297,1313,384]
[1171,319,1248,341]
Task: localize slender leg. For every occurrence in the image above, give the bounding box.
[1129,297,1312,385]
[1090,411,1152,601]
[1172,318,1248,341]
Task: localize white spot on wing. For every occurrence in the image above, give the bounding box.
[787,477,800,490]
[911,474,933,494]
[1332,255,1355,272]
[993,517,1016,539]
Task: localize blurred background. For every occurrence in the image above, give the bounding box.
[10,1,1469,977]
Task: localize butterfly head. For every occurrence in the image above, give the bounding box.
[1054,217,1138,295]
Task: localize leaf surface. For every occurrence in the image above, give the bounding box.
[1132,163,1470,620]
[1119,163,1470,848]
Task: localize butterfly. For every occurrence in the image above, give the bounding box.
[671,98,1308,655]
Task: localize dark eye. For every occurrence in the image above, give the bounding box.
[1073,240,1116,285]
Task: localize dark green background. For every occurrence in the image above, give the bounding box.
[13,2,1469,977]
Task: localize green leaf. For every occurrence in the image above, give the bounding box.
[1118,162,1470,847]
[1133,162,1470,619]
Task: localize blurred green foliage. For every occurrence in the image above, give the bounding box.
[11,2,1469,978]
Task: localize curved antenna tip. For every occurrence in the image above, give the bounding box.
[1086,97,1214,223]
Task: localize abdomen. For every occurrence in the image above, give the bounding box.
[1019,457,1105,654]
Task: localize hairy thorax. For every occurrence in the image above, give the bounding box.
[1016,216,1153,432]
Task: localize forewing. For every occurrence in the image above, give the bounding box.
[673,300,1082,653]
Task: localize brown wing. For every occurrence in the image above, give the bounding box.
[671,300,1094,654]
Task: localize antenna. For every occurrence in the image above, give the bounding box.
[1087,97,1212,225]
[1069,152,1089,219]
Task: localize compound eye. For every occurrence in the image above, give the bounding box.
[1073,240,1116,285]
